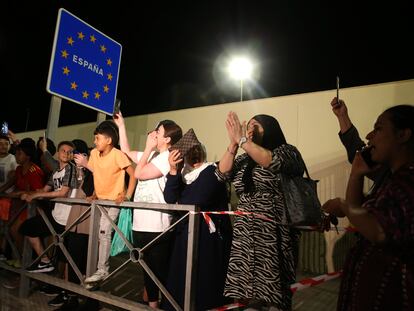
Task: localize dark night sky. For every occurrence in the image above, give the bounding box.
[1,1,413,133]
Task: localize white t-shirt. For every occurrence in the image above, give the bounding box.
[48,163,76,226]
[0,154,17,192]
[132,150,172,232]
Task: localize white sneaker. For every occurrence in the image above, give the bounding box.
[84,270,108,283]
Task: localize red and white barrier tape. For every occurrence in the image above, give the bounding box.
[191,210,356,234]
[209,271,343,310]
[209,302,244,311]
[191,211,272,234]
[290,270,342,293]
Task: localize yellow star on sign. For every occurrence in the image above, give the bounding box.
[103,85,109,93]
[107,73,113,81]
[61,50,69,58]
[106,58,112,66]
[100,45,107,53]
[67,37,74,46]
[82,91,89,99]
[78,32,85,40]
[94,91,101,100]
[90,35,96,43]
[70,81,78,90]
[62,66,70,75]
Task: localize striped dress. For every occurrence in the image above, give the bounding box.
[221,144,303,310]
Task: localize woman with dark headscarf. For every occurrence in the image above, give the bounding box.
[218,112,304,310]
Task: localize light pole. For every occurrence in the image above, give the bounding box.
[227,56,253,102]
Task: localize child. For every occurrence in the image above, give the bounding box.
[20,141,77,273]
[76,120,136,285]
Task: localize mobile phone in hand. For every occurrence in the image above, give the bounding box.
[336,76,340,102]
[1,122,8,135]
[113,99,121,118]
[360,146,376,168]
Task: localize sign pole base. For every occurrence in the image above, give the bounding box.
[46,95,62,141]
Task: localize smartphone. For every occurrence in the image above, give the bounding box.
[113,99,121,118]
[360,146,376,168]
[336,76,340,102]
[1,122,8,135]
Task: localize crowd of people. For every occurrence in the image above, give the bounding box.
[0,98,412,311]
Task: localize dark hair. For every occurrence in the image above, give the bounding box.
[94,120,119,146]
[0,134,9,142]
[243,114,287,193]
[36,138,56,155]
[185,144,206,166]
[384,104,414,150]
[57,141,75,150]
[157,120,182,145]
[16,138,36,160]
[251,114,286,149]
[72,139,90,156]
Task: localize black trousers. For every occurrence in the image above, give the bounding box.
[19,207,67,262]
[66,232,89,284]
[133,230,173,302]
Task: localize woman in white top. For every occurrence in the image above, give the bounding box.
[114,113,182,308]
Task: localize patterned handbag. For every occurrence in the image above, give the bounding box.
[170,128,200,157]
[280,158,322,226]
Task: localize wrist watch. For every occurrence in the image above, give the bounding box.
[238,136,248,148]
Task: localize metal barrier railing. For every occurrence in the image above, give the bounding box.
[0,197,200,311]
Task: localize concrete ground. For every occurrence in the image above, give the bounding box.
[0,254,340,311]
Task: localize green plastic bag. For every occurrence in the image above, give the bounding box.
[110,208,133,256]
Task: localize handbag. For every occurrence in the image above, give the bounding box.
[110,208,133,256]
[280,157,322,226]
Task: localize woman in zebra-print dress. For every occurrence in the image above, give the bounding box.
[218,112,303,310]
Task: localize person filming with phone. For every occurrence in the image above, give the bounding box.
[330,97,390,192]
[323,104,414,310]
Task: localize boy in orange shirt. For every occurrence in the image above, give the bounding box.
[75,120,136,284]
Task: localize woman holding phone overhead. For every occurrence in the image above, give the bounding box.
[323,105,414,310]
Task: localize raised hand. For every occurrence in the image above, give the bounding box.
[351,151,375,178]
[168,149,183,175]
[39,137,47,152]
[145,131,158,151]
[225,111,245,145]
[74,153,88,168]
[113,111,125,128]
[330,97,348,118]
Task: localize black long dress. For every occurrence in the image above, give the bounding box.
[163,164,232,311]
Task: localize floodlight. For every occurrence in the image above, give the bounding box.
[227,57,253,80]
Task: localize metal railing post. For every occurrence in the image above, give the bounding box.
[184,209,200,311]
[19,202,36,297]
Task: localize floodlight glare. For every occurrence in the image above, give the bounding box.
[228,57,253,80]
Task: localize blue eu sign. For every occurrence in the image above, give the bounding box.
[47,8,122,115]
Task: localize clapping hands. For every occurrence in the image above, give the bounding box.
[225,111,246,145]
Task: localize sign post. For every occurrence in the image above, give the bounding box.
[46,8,122,135]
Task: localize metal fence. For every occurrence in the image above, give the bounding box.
[0,197,200,311]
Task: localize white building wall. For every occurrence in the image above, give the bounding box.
[17,79,414,169]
